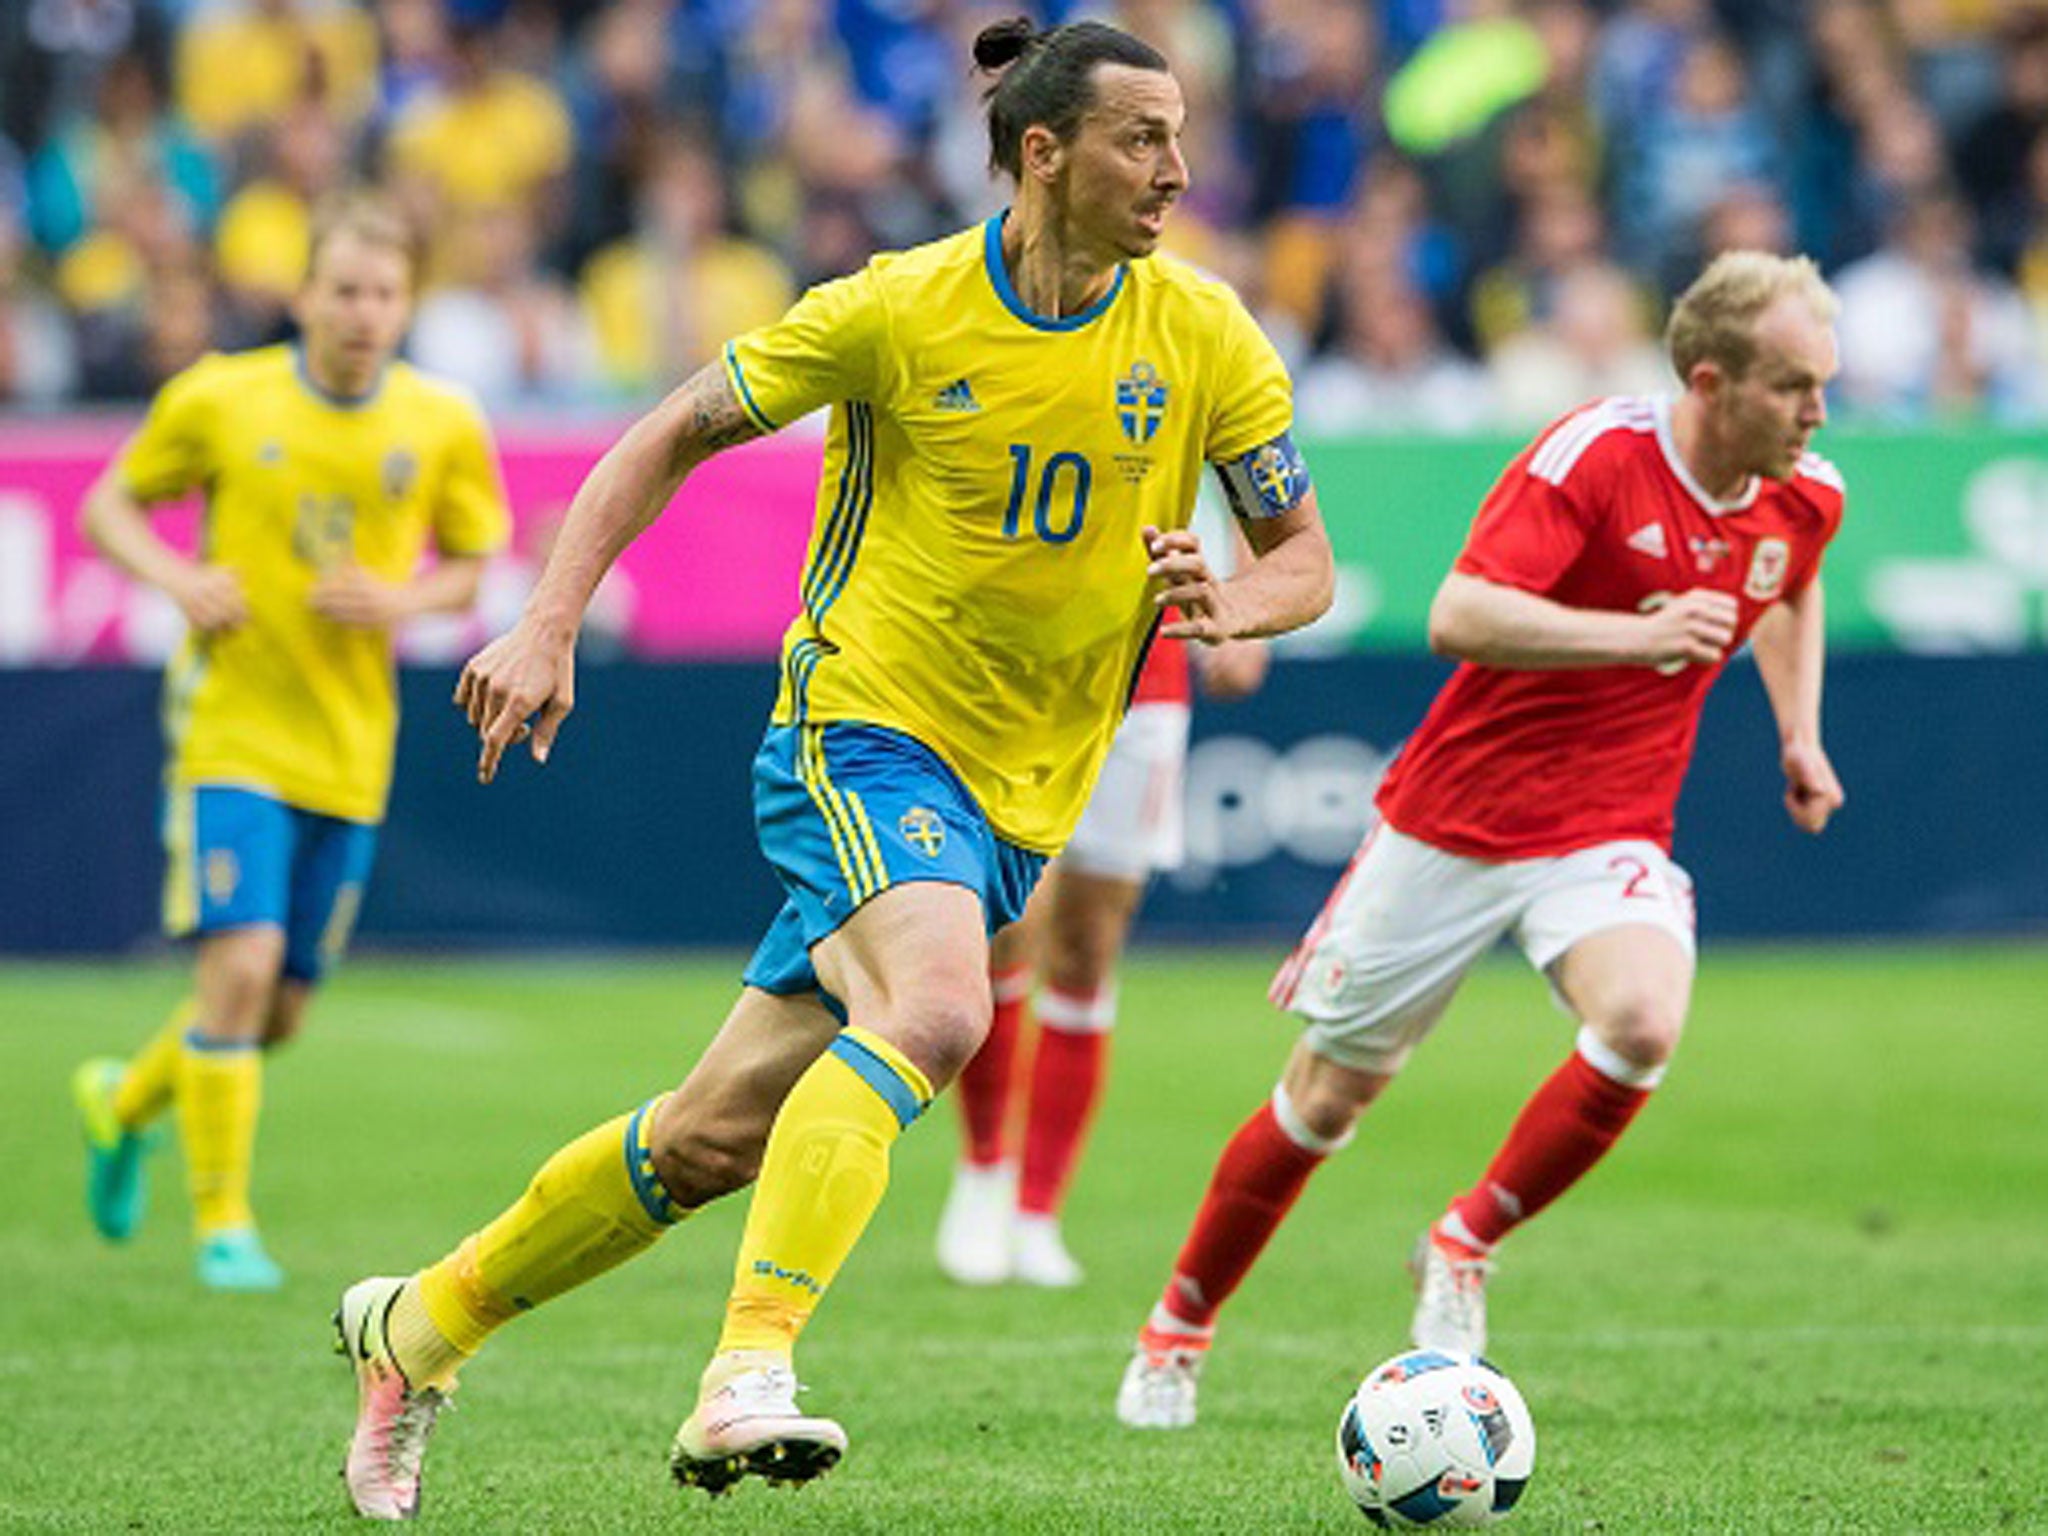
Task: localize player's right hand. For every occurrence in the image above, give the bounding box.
[172,564,248,633]
[1638,588,1738,670]
[1146,524,1243,643]
[455,622,576,784]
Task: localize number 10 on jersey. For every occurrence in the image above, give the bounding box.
[1003,445,1092,545]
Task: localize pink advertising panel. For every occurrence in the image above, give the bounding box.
[0,418,826,665]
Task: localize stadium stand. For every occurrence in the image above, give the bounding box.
[1,0,2045,419]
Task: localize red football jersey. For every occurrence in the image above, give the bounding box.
[1377,395,1845,860]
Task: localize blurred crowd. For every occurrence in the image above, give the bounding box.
[4,0,2048,428]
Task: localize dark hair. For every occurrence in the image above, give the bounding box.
[973,17,1170,179]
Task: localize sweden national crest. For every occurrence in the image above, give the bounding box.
[1116,360,1169,443]
[382,448,419,503]
[899,806,946,858]
[205,850,240,904]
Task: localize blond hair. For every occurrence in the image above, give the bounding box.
[305,189,421,282]
[1666,251,1836,381]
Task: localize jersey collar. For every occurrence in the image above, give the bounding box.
[983,212,1127,332]
[294,344,390,410]
[1653,394,1759,516]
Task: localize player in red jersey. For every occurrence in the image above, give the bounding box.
[1116,250,1848,1428]
[936,628,1267,1288]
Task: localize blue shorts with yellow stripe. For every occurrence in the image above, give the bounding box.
[162,784,377,984]
[743,723,1047,997]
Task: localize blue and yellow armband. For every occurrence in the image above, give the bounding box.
[1213,432,1312,520]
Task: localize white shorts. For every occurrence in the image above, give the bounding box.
[1269,825,1696,1073]
[1061,701,1192,881]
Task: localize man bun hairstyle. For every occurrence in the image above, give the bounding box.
[974,17,1169,179]
[1667,250,1837,381]
[972,14,1038,73]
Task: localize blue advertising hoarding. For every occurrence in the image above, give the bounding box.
[5,654,2043,956]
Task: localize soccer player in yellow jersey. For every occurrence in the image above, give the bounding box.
[71,192,509,1293]
[334,19,1334,1518]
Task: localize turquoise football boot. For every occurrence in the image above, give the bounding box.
[196,1227,285,1292]
[72,1057,154,1242]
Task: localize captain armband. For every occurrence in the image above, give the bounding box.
[1213,432,1312,520]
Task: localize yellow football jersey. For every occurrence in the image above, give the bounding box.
[119,346,509,822]
[725,216,1294,852]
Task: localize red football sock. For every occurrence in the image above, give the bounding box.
[957,966,1029,1167]
[1160,1099,1326,1329]
[1447,1046,1652,1248]
[1017,986,1112,1216]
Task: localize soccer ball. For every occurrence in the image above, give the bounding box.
[1334,1349,1535,1528]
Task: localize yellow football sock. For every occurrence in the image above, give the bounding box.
[718,1027,932,1358]
[386,1283,469,1392]
[175,1032,262,1236]
[415,1096,684,1363]
[111,1000,196,1130]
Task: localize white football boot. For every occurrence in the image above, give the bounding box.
[934,1160,1016,1285]
[670,1357,847,1495]
[1115,1321,1211,1430]
[1010,1212,1084,1288]
[336,1277,450,1522]
[1409,1226,1494,1356]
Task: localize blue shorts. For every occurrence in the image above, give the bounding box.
[743,723,1047,997]
[162,784,378,984]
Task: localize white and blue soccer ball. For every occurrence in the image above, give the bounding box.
[1335,1349,1536,1528]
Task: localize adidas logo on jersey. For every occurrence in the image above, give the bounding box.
[934,378,979,412]
[1627,522,1669,559]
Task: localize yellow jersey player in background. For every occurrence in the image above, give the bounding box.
[332,19,1333,1520]
[71,191,510,1293]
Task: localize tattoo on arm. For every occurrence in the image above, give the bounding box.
[665,363,762,477]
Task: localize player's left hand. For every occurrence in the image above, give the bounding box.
[1781,738,1843,834]
[1145,525,1240,643]
[310,563,406,628]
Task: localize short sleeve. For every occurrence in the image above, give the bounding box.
[723,265,888,431]
[1782,461,1846,602]
[1203,290,1293,463]
[117,360,218,503]
[433,399,511,558]
[1454,449,1600,593]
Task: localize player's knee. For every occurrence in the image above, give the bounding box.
[1587,995,1685,1070]
[883,983,991,1088]
[1040,908,1121,992]
[1295,1095,1359,1146]
[899,1011,987,1087]
[1292,1076,1377,1144]
[1280,1049,1391,1148]
[1045,936,1120,997]
[198,954,284,1038]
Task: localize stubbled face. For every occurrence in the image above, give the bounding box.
[1711,294,1837,480]
[1057,63,1189,260]
[293,230,412,391]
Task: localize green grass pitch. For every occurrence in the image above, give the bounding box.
[4,943,2045,1534]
